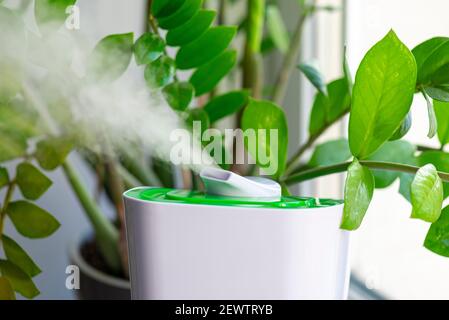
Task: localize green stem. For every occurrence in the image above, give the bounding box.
[62,161,121,273]
[0,182,15,235]
[285,111,348,176]
[283,160,449,185]
[272,2,311,105]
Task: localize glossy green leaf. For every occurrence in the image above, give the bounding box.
[144,56,175,88]
[0,102,40,138]
[241,98,288,178]
[176,26,237,70]
[389,112,412,141]
[186,108,210,137]
[308,139,351,167]
[422,90,437,139]
[0,166,9,188]
[418,151,449,198]
[425,86,449,102]
[413,37,449,87]
[0,260,39,299]
[368,140,416,188]
[87,33,134,82]
[0,276,15,300]
[7,201,60,239]
[166,9,216,47]
[298,62,327,95]
[34,0,76,33]
[190,50,237,96]
[204,90,249,123]
[424,205,449,257]
[411,164,443,223]
[35,137,73,171]
[309,78,350,136]
[162,82,194,111]
[349,30,417,159]
[341,159,374,230]
[134,33,165,65]
[158,0,202,30]
[16,162,52,200]
[266,5,289,53]
[434,100,449,147]
[152,0,185,18]
[0,129,27,162]
[2,235,41,277]
[343,46,353,96]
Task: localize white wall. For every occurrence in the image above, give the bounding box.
[346,0,449,299]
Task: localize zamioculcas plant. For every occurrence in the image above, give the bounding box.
[2,0,449,299]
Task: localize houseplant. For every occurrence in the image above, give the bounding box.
[1,0,449,299]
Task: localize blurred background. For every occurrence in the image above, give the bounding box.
[2,0,449,299]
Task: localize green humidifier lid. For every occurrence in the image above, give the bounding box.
[124,187,342,209]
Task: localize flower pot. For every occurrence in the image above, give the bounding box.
[123,186,351,300]
[69,234,131,300]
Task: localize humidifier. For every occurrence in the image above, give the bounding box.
[123,168,350,300]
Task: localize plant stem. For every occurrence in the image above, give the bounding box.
[285,111,348,176]
[0,182,15,235]
[271,3,311,105]
[62,161,121,273]
[282,160,449,185]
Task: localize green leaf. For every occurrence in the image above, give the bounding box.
[0,102,40,138]
[341,159,375,230]
[389,112,412,141]
[186,108,210,137]
[308,138,351,167]
[424,205,449,257]
[7,200,60,239]
[16,162,52,200]
[418,151,449,198]
[144,56,175,88]
[162,82,194,111]
[87,33,134,82]
[35,137,73,171]
[298,62,327,95]
[368,140,416,188]
[190,50,237,96]
[411,164,443,223]
[422,90,437,139]
[176,26,237,70]
[0,129,27,162]
[0,260,39,299]
[241,98,288,178]
[34,0,76,33]
[152,0,185,18]
[133,33,165,65]
[266,5,290,53]
[166,9,216,47]
[399,173,414,202]
[0,276,15,300]
[424,86,449,102]
[434,99,449,147]
[204,90,249,123]
[413,37,449,87]
[2,235,41,277]
[309,78,350,136]
[0,166,9,188]
[343,46,353,96]
[348,30,417,159]
[158,0,202,30]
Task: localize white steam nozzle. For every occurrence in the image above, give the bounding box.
[199,168,282,202]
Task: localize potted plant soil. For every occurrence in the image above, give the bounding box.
[1,0,449,300]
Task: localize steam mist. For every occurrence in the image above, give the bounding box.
[0,3,213,175]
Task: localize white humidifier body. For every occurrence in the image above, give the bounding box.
[123,168,350,300]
